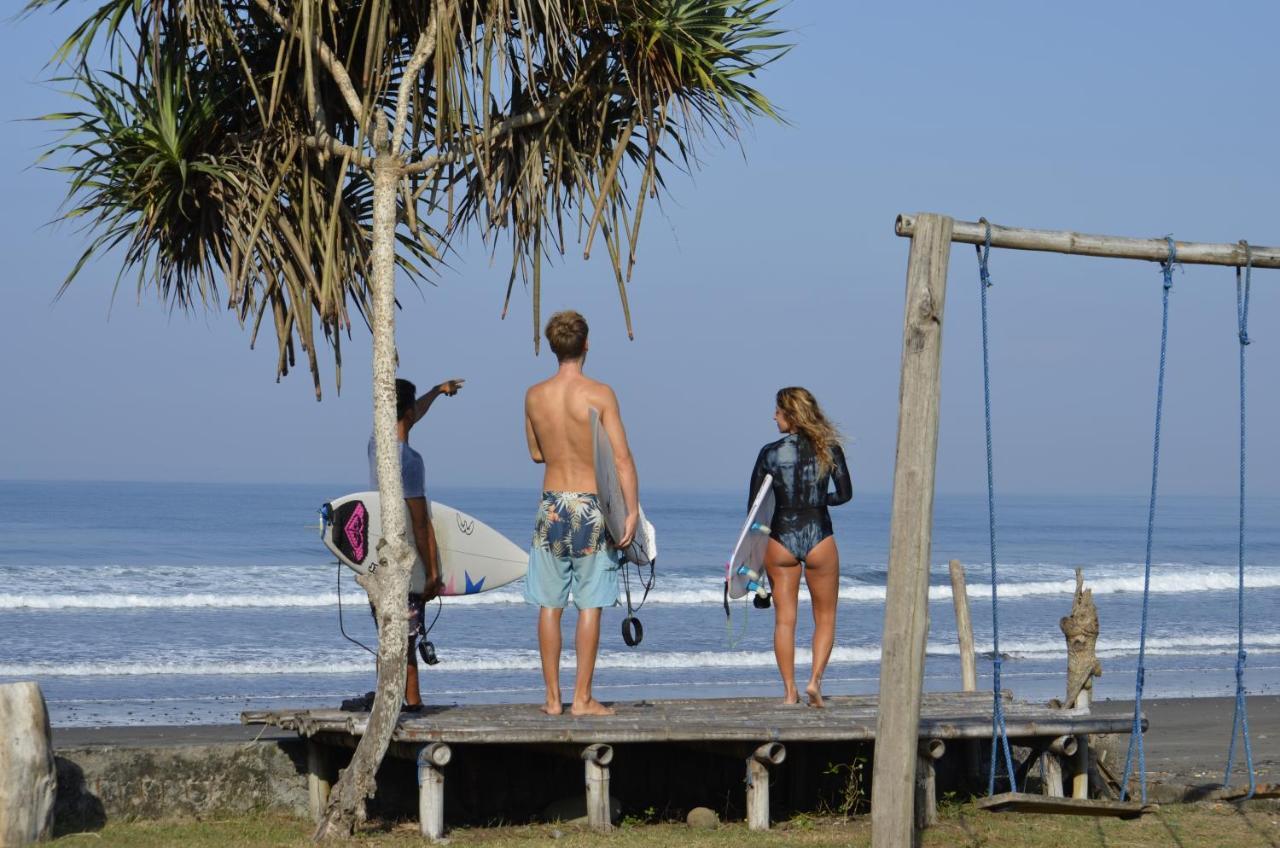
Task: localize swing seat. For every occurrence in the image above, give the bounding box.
[975,792,1156,819]
[1217,784,1280,801]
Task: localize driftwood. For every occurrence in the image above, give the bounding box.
[0,682,57,846]
[1060,569,1102,709]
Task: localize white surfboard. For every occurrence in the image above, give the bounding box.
[321,492,526,596]
[726,473,775,600]
[590,408,656,566]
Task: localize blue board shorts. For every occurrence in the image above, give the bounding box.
[524,492,620,610]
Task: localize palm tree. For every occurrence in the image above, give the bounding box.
[26,0,786,836]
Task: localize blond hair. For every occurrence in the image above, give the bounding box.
[777,387,843,474]
[545,310,588,361]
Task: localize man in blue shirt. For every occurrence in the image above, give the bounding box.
[368,376,464,710]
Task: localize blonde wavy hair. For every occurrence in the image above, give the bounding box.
[776,387,844,474]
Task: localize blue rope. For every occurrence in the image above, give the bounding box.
[1224,243,1256,798]
[977,220,1017,795]
[1119,237,1177,804]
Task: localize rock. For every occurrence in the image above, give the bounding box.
[541,794,622,824]
[686,806,719,829]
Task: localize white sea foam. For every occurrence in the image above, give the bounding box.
[7,634,1280,679]
[3,568,1279,610]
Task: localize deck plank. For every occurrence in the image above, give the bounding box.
[242,694,1136,746]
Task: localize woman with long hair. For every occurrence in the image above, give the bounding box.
[749,387,852,707]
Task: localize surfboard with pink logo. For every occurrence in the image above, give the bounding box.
[321,492,526,596]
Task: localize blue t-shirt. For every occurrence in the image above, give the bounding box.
[368,436,426,499]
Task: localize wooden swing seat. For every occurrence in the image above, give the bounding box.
[976,792,1156,819]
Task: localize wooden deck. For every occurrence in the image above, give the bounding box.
[242,692,1140,837]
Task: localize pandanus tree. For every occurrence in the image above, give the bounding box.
[27,0,786,836]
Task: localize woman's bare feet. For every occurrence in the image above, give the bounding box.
[540,701,563,716]
[805,683,825,709]
[570,698,615,717]
[782,683,800,706]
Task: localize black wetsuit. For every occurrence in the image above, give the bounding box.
[749,433,852,561]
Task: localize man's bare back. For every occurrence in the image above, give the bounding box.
[524,371,624,495]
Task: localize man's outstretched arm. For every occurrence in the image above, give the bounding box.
[407,378,466,428]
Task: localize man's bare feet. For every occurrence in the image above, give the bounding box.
[805,683,825,709]
[569,698,615,717]
[540,701,563,716]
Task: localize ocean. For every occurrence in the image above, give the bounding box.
[2,480,1278,727]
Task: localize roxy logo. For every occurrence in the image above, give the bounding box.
[456,514,476,535]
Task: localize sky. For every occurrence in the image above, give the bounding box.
[1,2,1278,497]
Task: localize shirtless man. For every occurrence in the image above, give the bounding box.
[523,311,638,717]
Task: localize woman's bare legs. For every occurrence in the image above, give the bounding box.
[765,539,802,705]
[802,536,840,708]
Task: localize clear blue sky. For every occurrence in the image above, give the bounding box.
[2,2,1278,496]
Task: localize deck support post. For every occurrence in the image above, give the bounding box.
[306,739,334,824]
[417,742,452,840]
[1042,736,1075,798]
[872,212,953,848]
[914,739,945,830]
[1073,690,1092,799]
[582,744,614,831]
[746,742,787,831]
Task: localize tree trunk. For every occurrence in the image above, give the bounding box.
[0,682,57,846]
[315,155,414,840]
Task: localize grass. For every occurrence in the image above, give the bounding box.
[49,802,1280,848]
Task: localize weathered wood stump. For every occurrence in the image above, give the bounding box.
[0,682,56,846]
[1060,568,1102,710]
[1061,569,1101,799]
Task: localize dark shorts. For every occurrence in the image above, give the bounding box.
[369,594,427,640]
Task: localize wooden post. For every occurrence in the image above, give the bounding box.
[949,560,977,692]
[746,742,787,831]
[1041,737,1075,798]
[582,744,614,832]
[0,682,56,847]
[417,742,451,840]
[1073,690,1091,799]
[306,739,334,824]
[914,739,945,830]
[872,212,953,848]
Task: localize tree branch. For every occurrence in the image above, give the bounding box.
[305,131,372,170]
[251,0,365,124]
[392,3,442,154]
[400,95,565,176]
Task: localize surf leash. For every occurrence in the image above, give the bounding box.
[620,555,655,647]
[335,558,377,657]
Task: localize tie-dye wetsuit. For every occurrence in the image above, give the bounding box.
[749,433,852,562]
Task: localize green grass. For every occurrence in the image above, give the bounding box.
[50,803,1280,848]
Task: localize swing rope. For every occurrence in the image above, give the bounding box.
[1224,242,1256,798]
[976,220,1018,795]
[1119,237,1177,804]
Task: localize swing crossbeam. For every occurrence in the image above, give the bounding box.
[896,214,1280,268]
[976,792,1156,819]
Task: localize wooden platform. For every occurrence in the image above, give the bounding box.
[242,691,1130,745]
[242,692,1141,837]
